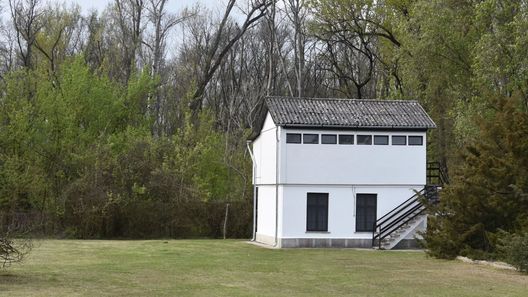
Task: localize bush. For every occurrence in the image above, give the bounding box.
[0,214,33,268]
[498,231,528,273]
[0,236,32,268]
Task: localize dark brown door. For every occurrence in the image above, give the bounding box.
[356,194,377,232]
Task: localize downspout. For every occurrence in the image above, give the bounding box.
[273,126,280,247]
[246,140,257,241]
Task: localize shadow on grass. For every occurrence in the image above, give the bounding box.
[0,272,34,285]
[0,271,59,288]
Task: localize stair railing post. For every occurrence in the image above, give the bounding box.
[378,225,382,249]
[372,222,376,247]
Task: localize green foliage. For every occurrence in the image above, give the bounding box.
[371,0,528,261]
[4,0,525,249]
[423,95,528,259]
[497,230,528,273]
[308,0,528,261]
[308,0,528,162]
[0,56,252,239]
[473,0,528,98]
[0,70,46,212]
[394,0,479,162]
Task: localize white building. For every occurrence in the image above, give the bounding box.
[248,97,443,249]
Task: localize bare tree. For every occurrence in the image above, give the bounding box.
[83,12,103,69]
[309,0,404,98]
[32,5,83,80]
[265,0,276,95]
[9,0,44,69]
[114,0,145,82]
[284,0,306,97]
[309,2,381,98]
[0,15,18,78]
[145,0,193,78]
[189,0,273,113]
[144,0,194,135]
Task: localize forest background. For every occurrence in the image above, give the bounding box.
[1,0,527,263]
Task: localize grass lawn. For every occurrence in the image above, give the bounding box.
[0,240,527,296]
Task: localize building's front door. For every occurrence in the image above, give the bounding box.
[356,194,377,232]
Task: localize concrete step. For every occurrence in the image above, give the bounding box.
[380,214,427,249]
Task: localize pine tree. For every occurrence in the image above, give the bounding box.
[424,94,528,259]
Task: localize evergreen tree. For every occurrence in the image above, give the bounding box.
[424,94,528,259]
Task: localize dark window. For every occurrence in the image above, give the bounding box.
[338,135,354,145]
[307,193,328,232]
[392,135,407,145]
[321,134,337,144]
[303,134,319,144]
[357,135,372,145]
[408,136,423,146]
[356,194,377,232]
[286,133,301,143]
[374,135,389,145]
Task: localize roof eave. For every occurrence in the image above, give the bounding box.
[279,123,435,131]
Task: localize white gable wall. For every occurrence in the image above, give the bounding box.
[252,112,280,246]
[252,113,278,185]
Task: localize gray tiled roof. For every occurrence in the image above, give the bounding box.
[265,96,436,129]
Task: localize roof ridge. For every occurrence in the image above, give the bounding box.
[265,96,419,104]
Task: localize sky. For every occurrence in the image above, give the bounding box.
[44,0,231,53]
[0,0,247,54]
[56,0,224,14]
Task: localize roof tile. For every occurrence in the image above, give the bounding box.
[265,97,436,129]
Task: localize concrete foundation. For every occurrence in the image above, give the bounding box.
[280,238,374,248]
[255,236,421,249]
[255,237,372,248]
[255,233,276,246]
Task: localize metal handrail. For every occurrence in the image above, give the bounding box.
[376,188,425,224]
[372,200,424,248]
[372,187,437,248]
[377,207,427,248]
[375,189,425,226]
[372,162,447,249]
[378,203,424,238]
[427,162,449,185]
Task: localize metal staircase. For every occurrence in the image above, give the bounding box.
[371,162,448,250]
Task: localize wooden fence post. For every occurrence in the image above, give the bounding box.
[223,203,230,239]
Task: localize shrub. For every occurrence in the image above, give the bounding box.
[0,236,32,268]
[0,214,33,268]
[498,231,528,273]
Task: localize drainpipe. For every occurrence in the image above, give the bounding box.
[246,140,257,241]
[273,127,280,247]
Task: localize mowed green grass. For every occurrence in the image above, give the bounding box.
[1,240,527,297]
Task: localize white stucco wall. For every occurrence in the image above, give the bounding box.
[256,185,277,238]
[279,185,422,239]
[252,113,278,185]
[280,129,427,185]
